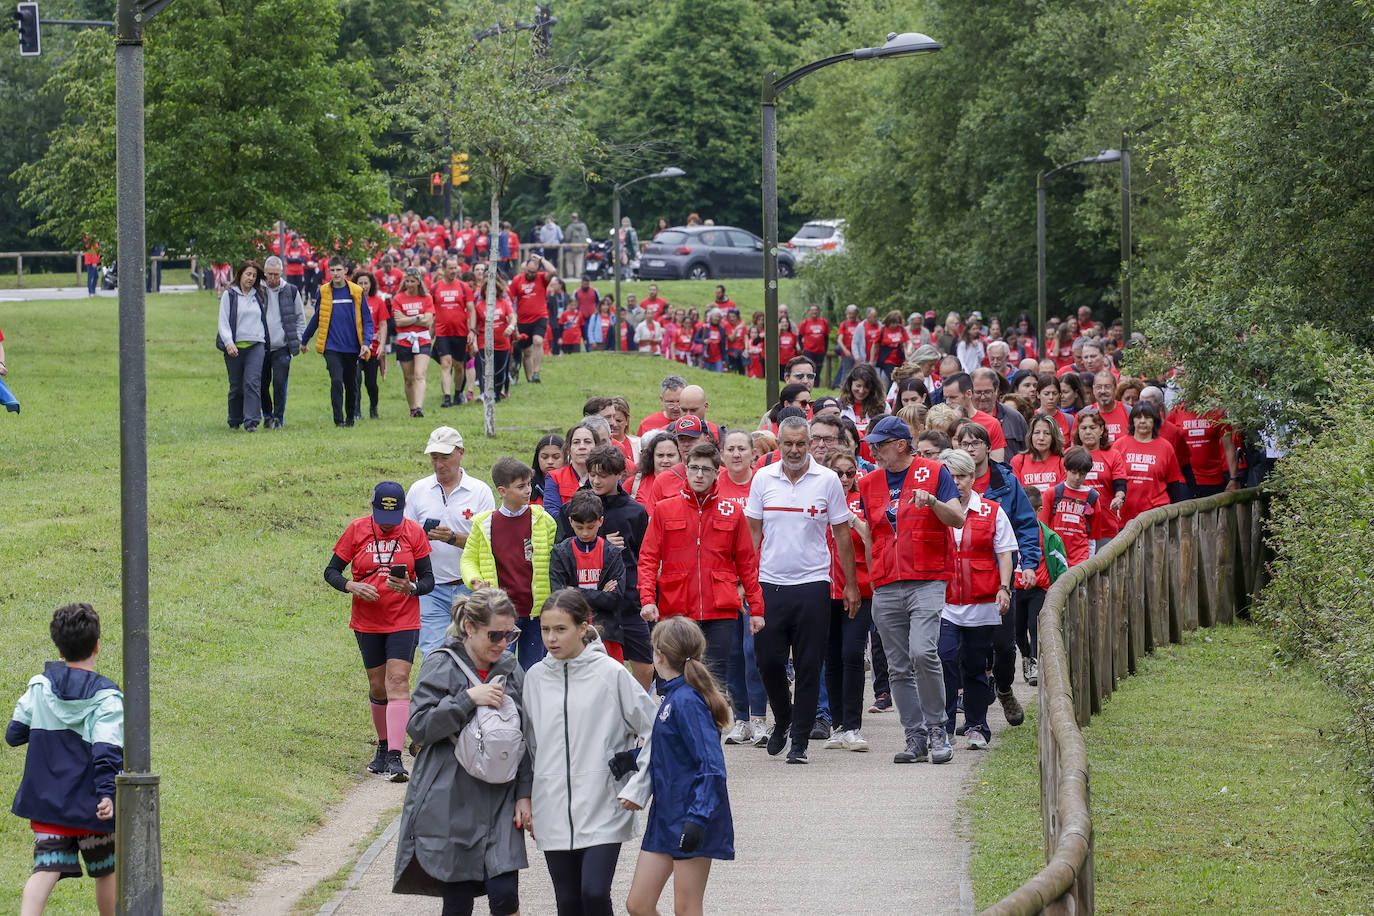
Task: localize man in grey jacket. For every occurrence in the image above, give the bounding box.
[259,256,307,429]
[564,212,589,278]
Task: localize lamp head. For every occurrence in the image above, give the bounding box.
[653,167,686,179]
[1085,149,1122,164]
[853,31,944,60]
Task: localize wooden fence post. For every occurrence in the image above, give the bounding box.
[1215,506,1236,624]
[1197,509,1217,627]
[1086,575,1104,715]
[1150,519,1171,646]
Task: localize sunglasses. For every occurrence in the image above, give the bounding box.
[836,468,857,477]
[488,627,522,644]
[793,372,817,380]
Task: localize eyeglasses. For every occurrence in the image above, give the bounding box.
[958,440,985,450]
[488,628,522,644]
[916,449,941,459]
[685,465,717,475]
[811,435,838,445]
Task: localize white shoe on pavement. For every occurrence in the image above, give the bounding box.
[824,730,847,750]
[843,730,870,752]
[724,720,751,745]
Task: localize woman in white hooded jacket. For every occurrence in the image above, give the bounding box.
[524,588,659,916]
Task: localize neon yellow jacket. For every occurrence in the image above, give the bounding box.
[460,506,558,616]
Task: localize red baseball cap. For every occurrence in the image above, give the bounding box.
[671,415,705,437]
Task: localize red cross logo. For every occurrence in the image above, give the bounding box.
[462,508,474,520]
[718,502,736,517]
[806,505,820,518]
[913,466,931,483]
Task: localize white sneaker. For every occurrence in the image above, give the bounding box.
[824,729,847,750]
[843,730,870,752]
[724,720,751,745]
[751,721,771,747]
[967,727,990,750]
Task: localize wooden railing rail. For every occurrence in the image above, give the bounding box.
[983,487,1266,915]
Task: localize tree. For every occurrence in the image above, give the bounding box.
[15,0,389,262]
[384,0,595,436]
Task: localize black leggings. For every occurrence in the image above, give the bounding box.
[1013,587,1044,660]
[441,869,520,916]
[357,354,380,411]
[544,843,621,916]
[826,598,872,732]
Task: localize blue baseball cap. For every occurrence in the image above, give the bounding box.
[863,416,912,445]
[371,481,406,526]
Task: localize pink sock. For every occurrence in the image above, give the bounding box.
[369,700,387,743]
[386,700,410,750]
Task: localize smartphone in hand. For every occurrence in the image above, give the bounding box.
[390,563,407,579]
[423,518,441,532]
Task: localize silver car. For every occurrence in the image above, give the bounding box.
[638,226,797,281]
[786,218,846,263]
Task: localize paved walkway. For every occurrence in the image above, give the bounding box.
[0,283,198,301]
[306,677,1033,916]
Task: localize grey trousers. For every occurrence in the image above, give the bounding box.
[871,579,947,736]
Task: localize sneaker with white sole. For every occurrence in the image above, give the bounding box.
[966,724,990,750]
[893,730,928,764]
[366,740,389,775]
[929,726,954,764]
[384,749,409,782]
[724,720,751,745]
[843,730,870,752]
[824,730,847,750]
[749,719,770,746]
[1024,657,1038,686]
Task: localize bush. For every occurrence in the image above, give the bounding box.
[1254,368,1374,846]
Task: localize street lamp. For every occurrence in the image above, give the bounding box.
[1035,149,1123,342]
[762,32,942,407]
[613,167,685,321]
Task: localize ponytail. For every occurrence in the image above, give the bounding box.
[651,617,731,731]
[448,586,516,640]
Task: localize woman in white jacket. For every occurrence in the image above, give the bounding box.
[524,588,659,916]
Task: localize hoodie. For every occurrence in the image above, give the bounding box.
[522,636,658,851]
[7,662,124,833]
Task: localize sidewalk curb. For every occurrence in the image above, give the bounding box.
[315,814,401,916]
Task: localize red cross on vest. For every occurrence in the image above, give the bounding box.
[806,505,820,518]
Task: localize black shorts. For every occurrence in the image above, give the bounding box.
[394,343,432,362]
[619,615,653,664]
[518,318,548,340]
[33,831,115,878]
[434,336,469,362]
[355,629,420,669]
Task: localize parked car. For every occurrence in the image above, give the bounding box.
[638,225,796,281]
[786,218,846,262]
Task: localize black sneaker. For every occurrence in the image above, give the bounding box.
[868,693,892,713]
[766,723,790,757]
[366,741,389,774]
[893,731,929,764]
[384,749,408,782]
[532,373,541,383]
[441,394,453,408]
[369,406,379,419]
[809,719,831,741]
[786,743,809,764]
[413,407,424,418]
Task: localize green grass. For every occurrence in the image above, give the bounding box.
[0,269,200,290]
[967,623,1374,914]
[0,289,778,912]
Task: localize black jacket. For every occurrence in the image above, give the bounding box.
[549,538,630,642]
[555,486,649,604]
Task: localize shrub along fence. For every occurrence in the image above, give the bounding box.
[984,488,1267,915]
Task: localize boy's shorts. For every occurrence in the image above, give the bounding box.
[33,831,115,879]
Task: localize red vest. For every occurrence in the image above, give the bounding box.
[947,495,1002,605]
[548,465,585,506]
[855,458,955,586]
[573,538,605,590]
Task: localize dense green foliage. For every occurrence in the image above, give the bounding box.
[14,0,390,262]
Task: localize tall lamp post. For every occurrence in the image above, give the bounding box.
[762,31,942,408]
[613,167,685,317]
[1035,148,1122,341]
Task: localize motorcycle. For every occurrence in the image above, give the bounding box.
[582,237,614,282]
[100,261,118,290]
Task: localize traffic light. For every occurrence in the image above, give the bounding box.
[533,3,555,56]
[15,2,40,56]
[451,153,469,186]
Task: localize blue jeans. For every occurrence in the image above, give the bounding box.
[419,582,469,656]
[939,619,996,734]
[703,360,723,372]
[86,265,98,295]
[728,611,767,721]
[831,355,854,389]
[507,616,546,670]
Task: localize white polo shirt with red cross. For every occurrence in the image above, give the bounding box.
[745,456,852,586]
[404,470,495,584]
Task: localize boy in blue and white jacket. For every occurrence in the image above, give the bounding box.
[6,603,124,915]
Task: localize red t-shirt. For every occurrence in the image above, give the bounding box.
[1111,436,1183,522]
[714,471,754,511]
[1082,401,1130,444]
[877,327,909,366]
[1043,483,1101,566]
[366,295,390,353]
[1011,453,1065,494]
[641,295,669,319]
[1085,447,1126,538]
[860,321,883,362]
[725,320,746,354]
[1052,342,1075,370]
[799,317,830,353]
[702,324,724,362]
[637,411,672,436]
[473,296,515,351]
[1166,408,1231,485]
[778,331,797,364]
[391,293,435,346]
[333,517,432,633]
[430,279,470,338]
[575,287,599,321]
[712,297,737,314]
[838,319,860,357]
[376,268,404,296]
[508,270,550,324]
[970,409,1009,452]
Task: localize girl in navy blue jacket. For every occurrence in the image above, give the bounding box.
[618,616,733,916]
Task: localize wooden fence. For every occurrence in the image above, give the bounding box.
[983,488,1267,915]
